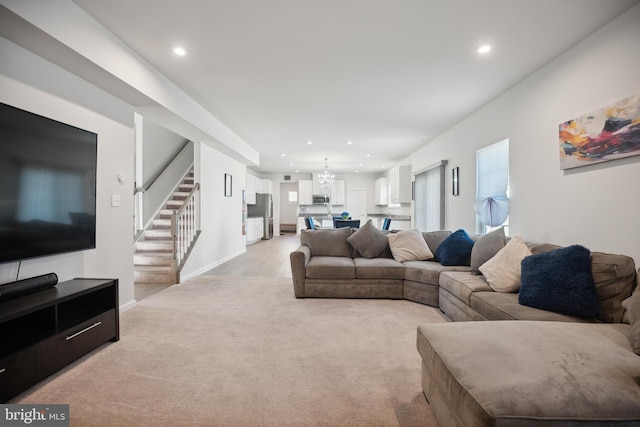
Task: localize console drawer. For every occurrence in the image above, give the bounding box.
[37,309,117,376]
[0,347,37,403]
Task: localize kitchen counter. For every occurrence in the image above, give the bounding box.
[366,214,411,220]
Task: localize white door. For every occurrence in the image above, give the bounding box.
[346,188,367,226]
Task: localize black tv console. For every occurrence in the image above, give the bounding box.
[0,278,119,402]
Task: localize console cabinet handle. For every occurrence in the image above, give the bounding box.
[66,322,102,341]
[0,368,5,374]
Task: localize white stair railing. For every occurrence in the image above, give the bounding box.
[171,183,201,268]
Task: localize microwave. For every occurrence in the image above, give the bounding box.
[312,195,330,204]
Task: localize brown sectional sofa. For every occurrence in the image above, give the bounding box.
[289,226,640,426]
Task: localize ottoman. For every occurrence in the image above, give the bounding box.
[416,321,640,426]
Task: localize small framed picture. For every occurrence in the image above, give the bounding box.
[452,167,459,196]
[224,173,232,197]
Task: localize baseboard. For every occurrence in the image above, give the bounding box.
[179,247,247,282]
[120,299,137,313]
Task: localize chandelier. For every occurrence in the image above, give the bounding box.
[317,158,335,195]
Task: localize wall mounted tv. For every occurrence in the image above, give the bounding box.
[0,102,97,263]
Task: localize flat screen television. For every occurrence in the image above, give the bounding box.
[0,102,97,264]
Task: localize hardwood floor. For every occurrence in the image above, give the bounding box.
[135,233,300,301]
[204,233,301,277]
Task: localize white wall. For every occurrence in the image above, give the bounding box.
[407,4,640,266]
[0,37,136,308]
[180,142,248,279]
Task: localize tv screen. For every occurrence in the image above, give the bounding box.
[0,102,97,263]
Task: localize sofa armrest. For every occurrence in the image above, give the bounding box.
[290,245,311,297]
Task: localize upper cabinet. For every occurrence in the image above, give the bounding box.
[260,179,273,194]
[246,174,260,205]
[374,177,389,205]
[389,165,412,204]
[331,180,345,205]
[247,175,273,204]
[298,180,313,205]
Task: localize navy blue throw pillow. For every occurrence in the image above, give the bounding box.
[435,229,475,266]
[519,245,600,319]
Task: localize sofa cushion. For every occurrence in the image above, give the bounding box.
[470,291,590,322]
[519,245,601,319]
[404,262,472,287]
[387,229,434,262]
[622,286,640,355]
[525,243,636,323]
[346,220,389,259]
[306,256,355,279]
[301,227,353,257]
[417,321,640,426]
[353,257,405,279]
[422,231,451,261]
[590,251,637,323]
[438,271,493,305]
[470,227,505,274]
[479,235,531,292]
[435,229,474,266]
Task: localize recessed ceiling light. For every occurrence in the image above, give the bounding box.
[346,141,353,145]
[295,170,299,173]
[173,46,187,56]
[355,169,359,173]
[280,153,286,157]
[306,140,313,145]
[288,162,294,166]
[366,153,372,157]
[477,44,492,54]
[359,163,364,166]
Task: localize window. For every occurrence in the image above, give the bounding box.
[475,139,509,234]
[414,161,446,231]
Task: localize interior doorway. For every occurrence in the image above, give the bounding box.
[346,188,367,225]
[279,182,298,233]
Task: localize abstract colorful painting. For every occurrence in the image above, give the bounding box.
[559,94,640,169]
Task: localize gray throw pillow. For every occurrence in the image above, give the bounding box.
[422,231,451,260]
[470,226,506,274]
[347,220,388,259]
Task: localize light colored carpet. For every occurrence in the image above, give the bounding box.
[15,276,446,426]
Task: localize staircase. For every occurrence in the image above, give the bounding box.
[134,171,196,285]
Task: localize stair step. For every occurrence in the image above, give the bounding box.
[159,209,175,218]
[153,219,171,229]
[144,230,172,241]
[172,192,190,201]
[179,184,195,192]
[135,241,173,253]
[134,254,174,267]
[184,177,194,184]
[134,267,175,284]
[166,200,183,209]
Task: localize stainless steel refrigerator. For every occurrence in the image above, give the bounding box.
[247,193,273,240]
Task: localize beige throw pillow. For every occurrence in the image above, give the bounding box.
[479,235,532,292]
[387,229,434,263]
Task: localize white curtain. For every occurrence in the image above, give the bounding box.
[475,139,509,226]
[414,162,445,231]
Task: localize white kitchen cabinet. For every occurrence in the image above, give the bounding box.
[246,217,264,244]
[298,180,313,205]
[374,177,389,205]
[246,174,261,205]
[331,180,345,205]
[389,165,411,204]
[260,178,273,194]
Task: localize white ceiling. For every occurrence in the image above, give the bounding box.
[71,0,639,175]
